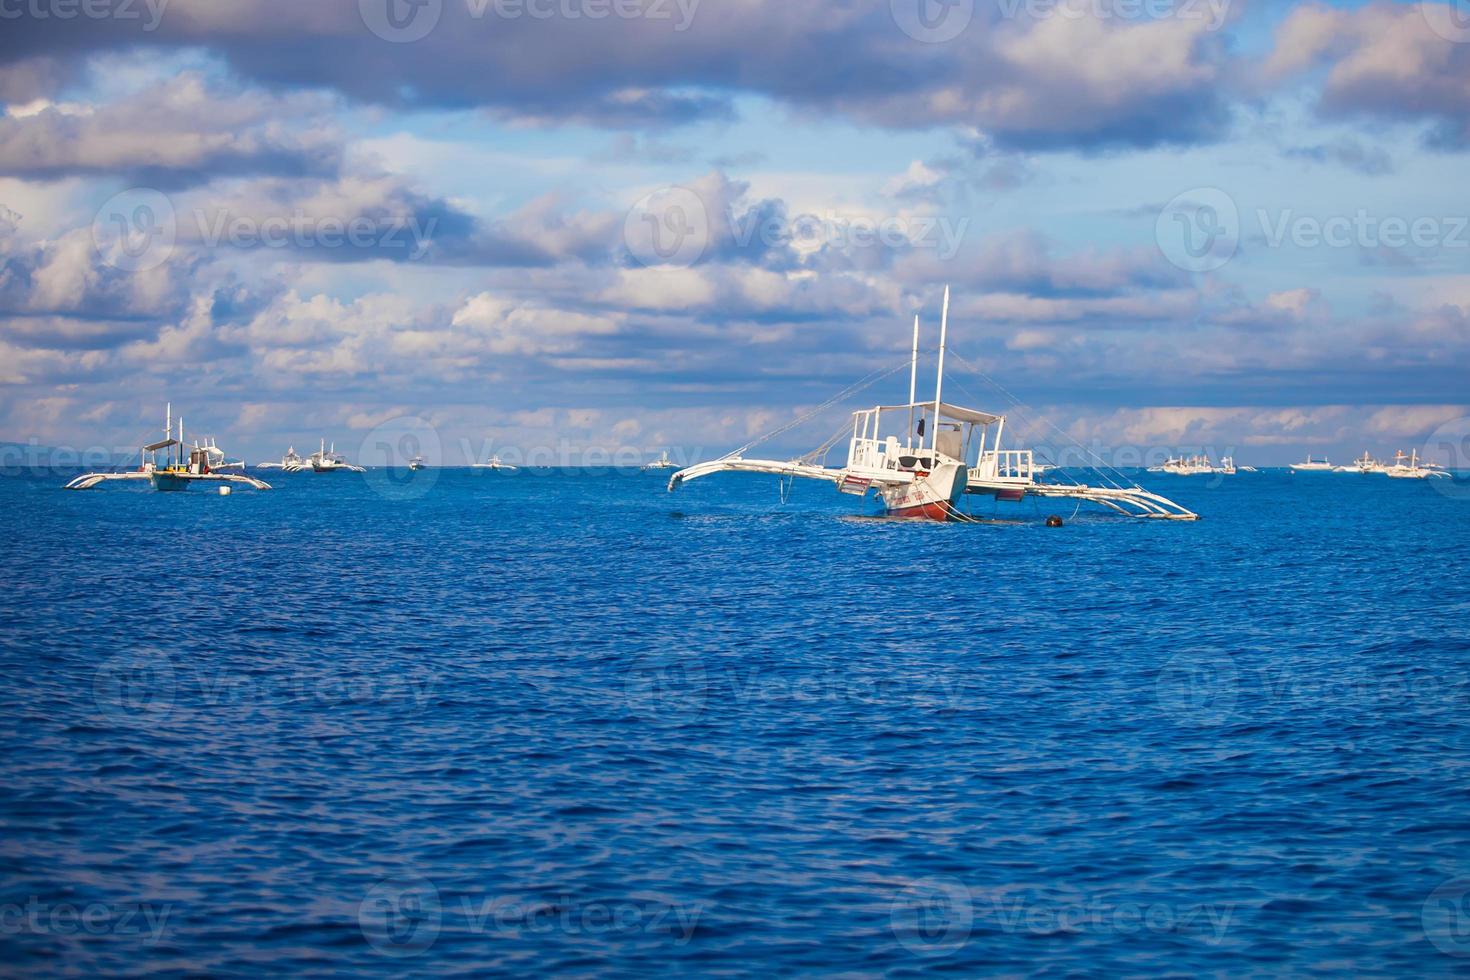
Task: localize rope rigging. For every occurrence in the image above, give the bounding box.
[944,348,1139,493]
[721,355,916,462]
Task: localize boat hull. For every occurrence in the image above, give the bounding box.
[879,462,967,521]
[150,471,192,492]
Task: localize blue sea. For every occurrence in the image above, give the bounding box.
[2,466,1469,975]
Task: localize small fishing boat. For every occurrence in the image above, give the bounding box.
[667,288,1197,522]
[64,405,271,492]
[1150,454,1214,475]
[257,446,307,471]
[472,455,518,471]
[642,450,678,471]
[1335,451,1386,474]
[305,439,365,473]
[1384,449,1449,479]
[200,436,246,472]
[1290,454,1334,472]
[409,456,426,471]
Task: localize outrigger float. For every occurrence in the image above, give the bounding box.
[64,405,271,492]
[667,288,1197,522]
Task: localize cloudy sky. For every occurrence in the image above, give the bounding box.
[1,0,1467,465]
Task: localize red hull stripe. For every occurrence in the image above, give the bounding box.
[884,500,955,522]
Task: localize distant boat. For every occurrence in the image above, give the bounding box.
[1290,455,1333,472]
[257,446,307,471]
[472,455,517,471]
[642,450,678,471]
[1149,454,1213,475]
[1335,451,1386,474]
[305,438,365,473]
[409,456,425,471]
[1384,449,1449,479]
[200,436,245,472]
[64,404,271,492]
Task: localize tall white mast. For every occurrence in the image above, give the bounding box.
[907,314,919,446]
[931,285,949,454]
[165,402,171,466]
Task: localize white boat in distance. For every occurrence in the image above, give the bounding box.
[257,446,306,470]
[642,450,678,471]
[305,439,365,473]
[1335,451,1386,474]
[667,288,1198,522]
[409,456,426,471]
[199,436,245,472]
[472,455,518,471]
[1290,455,1334,472]
[1150,454,1214,475]
[1385,449,1449,479]
[64,405,271,492]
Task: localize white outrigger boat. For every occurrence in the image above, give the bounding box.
[472,455,517,471]
[1384,449,1449,479]
[1290,454,1333,472]
[643,450,678,471]
[667,288,1197,522]
[304,439,365,473]
[1335,451,1386,474]
[199,436,245,472]
[64,405,271,492]
[257,446,307,471]
[1150,454,1214,475]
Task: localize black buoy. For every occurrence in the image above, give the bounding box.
[1045,515,1064,527]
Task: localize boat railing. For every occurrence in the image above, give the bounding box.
[847,436,907,475]
[978,449,1034,482]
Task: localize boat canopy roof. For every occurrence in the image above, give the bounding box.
[144,438,179,451]
[864,401,1002,425]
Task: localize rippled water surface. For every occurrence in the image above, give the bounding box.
[2,466,1469,975]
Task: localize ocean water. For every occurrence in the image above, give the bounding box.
[1,465,1469,975]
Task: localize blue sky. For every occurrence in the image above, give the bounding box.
[0,0,1466,465]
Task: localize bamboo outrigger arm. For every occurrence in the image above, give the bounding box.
[65,471,273,491]
[668,457,846,491]
[965,478,1199,520]
[62,471,153,490]
[671,458,1198,520]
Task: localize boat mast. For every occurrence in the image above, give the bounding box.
[908,314,919,447]
[931,285,949,455]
